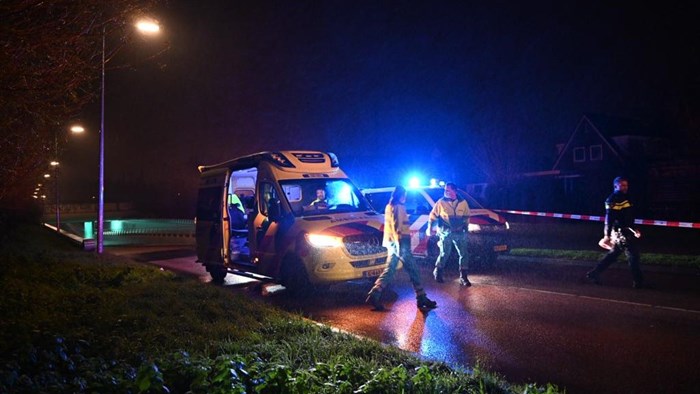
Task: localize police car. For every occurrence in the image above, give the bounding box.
[361,184,509,267]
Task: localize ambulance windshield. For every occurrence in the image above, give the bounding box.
[280,178,370,217]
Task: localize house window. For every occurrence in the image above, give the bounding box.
[573,147,586,162]
[590,145,602,161]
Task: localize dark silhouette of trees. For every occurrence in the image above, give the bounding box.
[0,0,163,208]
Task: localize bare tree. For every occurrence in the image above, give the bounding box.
[0,0,164,207]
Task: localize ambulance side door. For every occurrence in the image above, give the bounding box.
[195,169,228,265]
[249,179,282,267]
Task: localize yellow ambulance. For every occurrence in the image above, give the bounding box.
[195,151,388,294]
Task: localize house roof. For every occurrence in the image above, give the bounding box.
[582,113,659,138]
[552,114,658,170]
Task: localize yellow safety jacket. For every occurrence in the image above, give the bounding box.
[383,203,410,248]
[428,197,470,234]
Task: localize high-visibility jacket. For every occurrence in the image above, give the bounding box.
[383,203,410,248]
[428,197,470,234]
[603,191,636,238]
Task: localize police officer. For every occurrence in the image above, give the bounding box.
[366,186,437,311]
[426,182,471,286]
[586,176,647,288]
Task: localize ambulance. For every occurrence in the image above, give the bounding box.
[361,184,509,267]
[195,151,388,293]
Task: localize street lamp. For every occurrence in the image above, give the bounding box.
[97,18,160,254]
[52,124,85,232]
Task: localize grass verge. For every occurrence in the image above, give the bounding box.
[0,224,563,393]
[510,248,700,269]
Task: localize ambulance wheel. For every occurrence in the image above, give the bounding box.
[280,255,311,296]
[208,265,227,284]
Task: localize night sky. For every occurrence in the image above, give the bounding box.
[58,1,698,216]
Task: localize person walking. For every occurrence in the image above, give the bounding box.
[366,186,437,311]
[586,176,647,288]
[426,182,471,286]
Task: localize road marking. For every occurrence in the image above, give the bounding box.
[504,286,700,315]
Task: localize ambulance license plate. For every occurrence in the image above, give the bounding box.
[493,244,508,252]
[363,268,384,278]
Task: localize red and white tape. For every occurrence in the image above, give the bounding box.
[494,209,700,229]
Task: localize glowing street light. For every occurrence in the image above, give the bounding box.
[70,125,85,133]
[135,19,160,34]
[52,124,85,232]
[44,174,51,178]
[97,17,160,254]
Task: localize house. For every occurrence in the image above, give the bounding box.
[517,114,698,220]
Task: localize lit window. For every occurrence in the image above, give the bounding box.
[573,147,586,162]
[590,145,602,161]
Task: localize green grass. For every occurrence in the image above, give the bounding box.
[0,224,564,393]
[510,248,700,268]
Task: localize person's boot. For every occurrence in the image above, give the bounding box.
[416,294,437,310]
[433,267,444,283]
[365,287,384,311]
[458,270,472,287]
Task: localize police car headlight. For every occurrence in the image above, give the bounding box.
[468,223,481,232]
[306,233,343,248]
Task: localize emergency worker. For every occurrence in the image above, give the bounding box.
[426,182,471,286]
[586,177,647,288]
[366,186,437,311]
[228,194,247,229]
[308,188,328,209]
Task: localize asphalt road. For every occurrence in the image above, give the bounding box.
[110,245,700,394]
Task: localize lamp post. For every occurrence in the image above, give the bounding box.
[97,19,160,254]
[51,125,85,232]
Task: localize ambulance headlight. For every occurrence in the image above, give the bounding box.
[468,223,481,232]
[306,233,343,248]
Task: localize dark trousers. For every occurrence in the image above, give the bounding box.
[592,240,644,283]
[372,237,426,297]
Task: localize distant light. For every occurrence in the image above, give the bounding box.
[50,161,59,166]
[110,220,124,233]
[37,183,42,186]
[438,180,446,187]
[70,125,85,133]
[408,177,421,189]
[136,19,160,34]
[44,174,51,178]
[32,195,38,199]
[84,221,93,238]
[41,195,46,199]
[35,187,40,191]
[429,178,438,188]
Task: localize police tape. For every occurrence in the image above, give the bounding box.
[494,209,700,229]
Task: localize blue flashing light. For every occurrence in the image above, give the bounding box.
[408,176,421,189]
[327,152,340,167]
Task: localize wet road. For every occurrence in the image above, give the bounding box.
[111,245,700,394]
